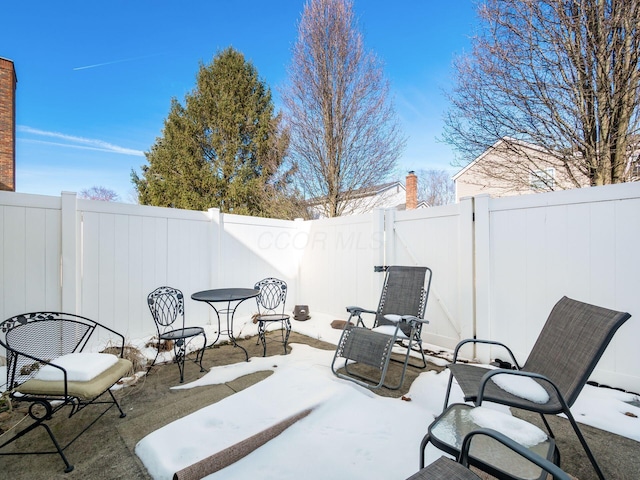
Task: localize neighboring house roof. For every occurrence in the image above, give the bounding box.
[345,180,405,199]
[452,137,594,201]
[452,137,548,181]
[307,176,425,217]
[306,180,404,206]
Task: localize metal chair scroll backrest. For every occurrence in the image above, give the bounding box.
[443,296,631,480]
[332,266,432,390]
[147,286,206,383]
[0,312,132,472]
[254,278,291,356]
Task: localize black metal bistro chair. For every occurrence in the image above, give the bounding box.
[254,278,291,356]
[0,312,132,472]
[147,286,206,383]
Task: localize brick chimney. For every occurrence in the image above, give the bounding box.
[0,57,17,192]
[406,170,417,210]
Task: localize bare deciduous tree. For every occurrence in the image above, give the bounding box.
[444,0,640,189]
[282,0,406,217]
[416,169,455,206]
[80,186,119,202]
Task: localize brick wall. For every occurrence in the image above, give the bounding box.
[0,58,16,191]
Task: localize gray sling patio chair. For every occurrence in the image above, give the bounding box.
[331,266,432,390]
[441,296,631,480]
[147,286,207,383]
[0,312,133,473]
[408,428,570,480]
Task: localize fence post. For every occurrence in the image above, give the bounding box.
[60,192,78,314]
[383,208,395,266]
[207,207,222,289]
[473,194,492,363]
[458,197,476,344]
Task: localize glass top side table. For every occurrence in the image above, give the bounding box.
[424,404,557,480]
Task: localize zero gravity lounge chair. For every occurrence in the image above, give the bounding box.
[0,312,133,472]
[441,296,631,480]
[331,266,432,389]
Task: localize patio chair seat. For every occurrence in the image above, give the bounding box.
[16,358,133,399]
[160,326,206,342]
[449,363,565,413]
[407,456,481,479]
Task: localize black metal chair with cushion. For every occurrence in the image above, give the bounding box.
[0,312,133,472]
[254,278,291,356]
[147,286,206,383]
[442,296,631,480]
[408,428,570,480]
[331,265,432,390]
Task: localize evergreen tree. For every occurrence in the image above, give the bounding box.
[133,47,298,217]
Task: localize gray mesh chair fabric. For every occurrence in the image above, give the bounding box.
[408,428,571,480]
[0,312,132,473]
[254,278,291,356]
[331,266,432,389]
[147,286,206,383]
[443,296,631,480]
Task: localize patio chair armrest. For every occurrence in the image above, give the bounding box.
[451,338,520,368]
[346,306,376,315]
[459,428,570,480]
[346,306,377,328]
[403,315,429,326]
[476,369,568,409]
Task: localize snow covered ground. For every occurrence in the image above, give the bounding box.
[135,313,640,480]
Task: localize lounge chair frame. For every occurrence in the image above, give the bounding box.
[331,266,432,389]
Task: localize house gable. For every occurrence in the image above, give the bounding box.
[453,138,590,201]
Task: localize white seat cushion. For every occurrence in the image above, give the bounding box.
[35,352,119,382]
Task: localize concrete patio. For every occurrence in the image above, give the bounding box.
[0,332,638,480]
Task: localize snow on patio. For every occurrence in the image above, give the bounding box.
[134,313,640,480]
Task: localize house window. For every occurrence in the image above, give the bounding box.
[530,168,555,190]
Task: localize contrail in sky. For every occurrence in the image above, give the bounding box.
[17,126,145,157]
[73,53,162,71]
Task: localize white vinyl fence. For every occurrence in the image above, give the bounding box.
[0,183,638,392]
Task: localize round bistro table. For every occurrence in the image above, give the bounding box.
[191,288,260,361]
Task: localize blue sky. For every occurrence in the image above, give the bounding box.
[2,1,478,202]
